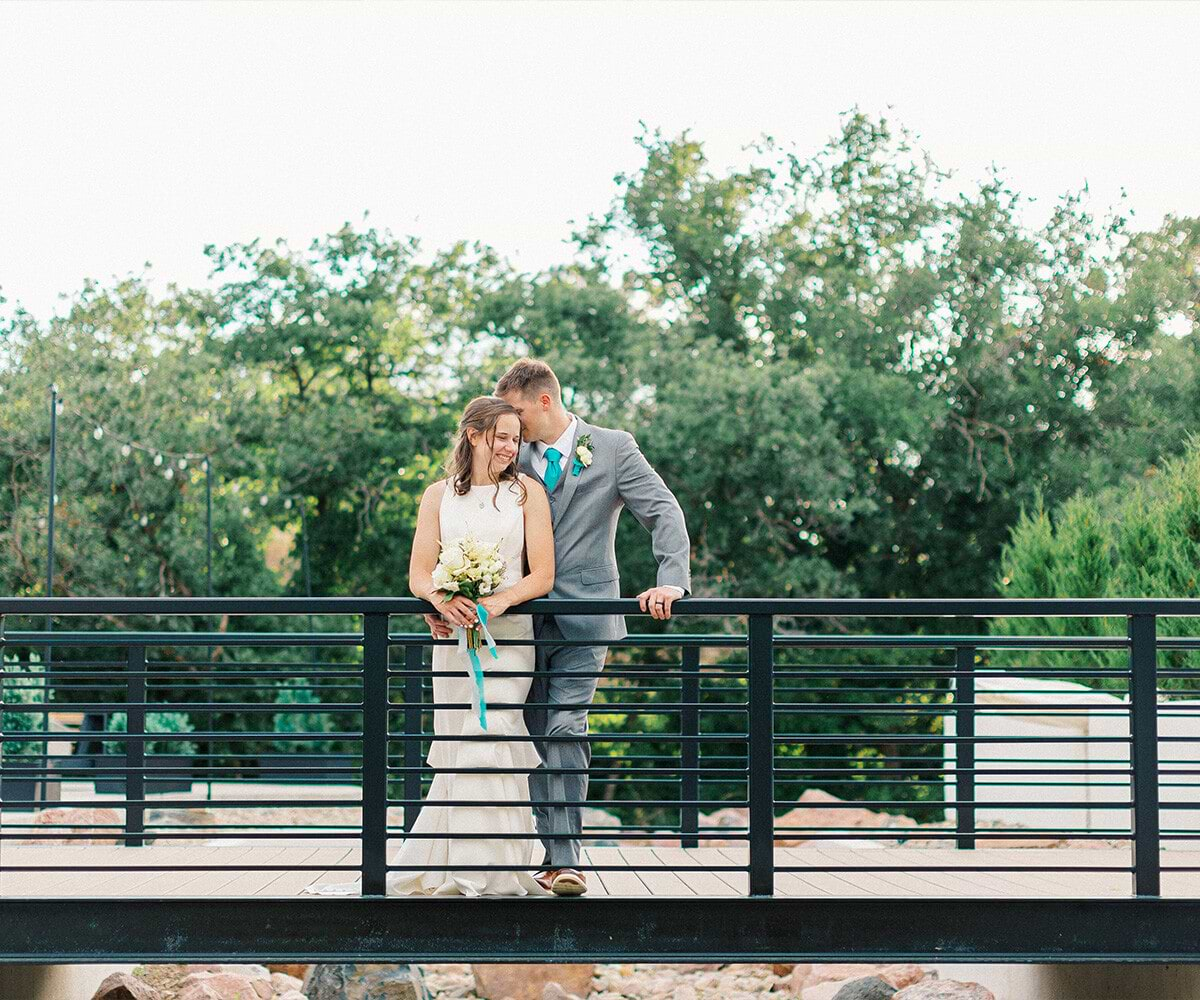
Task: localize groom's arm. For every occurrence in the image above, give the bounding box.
[615,431,692,608]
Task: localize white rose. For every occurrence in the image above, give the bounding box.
[578,446,593,464]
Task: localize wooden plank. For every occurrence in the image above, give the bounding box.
[577,848,608,897]
[618,848,694,897]
[651,847,739,896]
[585,847,649,896]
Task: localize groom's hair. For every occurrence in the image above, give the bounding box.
[495,358,561,401]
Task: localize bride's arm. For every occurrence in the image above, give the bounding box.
[409,481,477,628]
[479,477,554,618]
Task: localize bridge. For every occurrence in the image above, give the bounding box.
[2,597,1199,964]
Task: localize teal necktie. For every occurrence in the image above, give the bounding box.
[542,447,563,491]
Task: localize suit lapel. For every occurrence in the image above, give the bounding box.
[518,440,535,479]
[552,417,586,526]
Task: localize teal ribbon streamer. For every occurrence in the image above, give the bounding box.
[460,603,499,730]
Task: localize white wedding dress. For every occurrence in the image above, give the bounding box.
[305,478,548,897]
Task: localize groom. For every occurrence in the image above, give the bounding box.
[430,358,691,895]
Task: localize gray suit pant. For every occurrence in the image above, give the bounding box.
[524,616,607,869]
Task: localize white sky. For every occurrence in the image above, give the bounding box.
[2,0,1198,320]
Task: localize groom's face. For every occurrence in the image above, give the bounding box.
[498,390,549,441]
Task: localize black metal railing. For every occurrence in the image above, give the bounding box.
[2,597,1199,907]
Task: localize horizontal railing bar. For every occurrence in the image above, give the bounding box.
[8,595,1200,614]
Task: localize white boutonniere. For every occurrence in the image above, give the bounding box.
[571,434,594,476]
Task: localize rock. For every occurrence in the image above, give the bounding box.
[90,972,163,1000]
[802,983,848,1000]
[177,985,223,1000]
[831,977,897,1000]
[271,972,306,992]
[303,964,427,1000]
[893,982,993,1000]
[182,971,267,1000]
[672,986,698,1000]
[33,807,123,845]
[878,965,931,989]
[268,965,312,982]
[796,964,881,991]
[541,983,583,1000]
[772,963,797,977]
[277,993,308,1000]
[472,964,594,1000]
[185,965,272,980]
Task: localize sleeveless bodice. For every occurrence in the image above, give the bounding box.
[439,479,525,590]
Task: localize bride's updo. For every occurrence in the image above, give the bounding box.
[446,396,529,506]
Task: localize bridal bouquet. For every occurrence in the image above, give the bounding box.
[431,535,506,729]
[432,535,506,647]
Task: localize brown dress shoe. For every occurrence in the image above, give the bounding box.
[550,868,587,896]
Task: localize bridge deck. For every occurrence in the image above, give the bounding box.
[4,844,1196,898]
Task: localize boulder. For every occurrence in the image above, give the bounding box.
[90,972,162,1000]
[268,965,312,982]
[831,977,897,1000]
[878,965,931,989]
[303,963,428,1000]
[177,984,223,1000]
[803,982,850,1000]
[271,971,306,992]
[472,964,594,1000]
[185,965,271,980]
[33,807,123,845]
[893,982,994,1000]
[541,983,583,1000]
[795,964,883,991]
[182,971,270,1000]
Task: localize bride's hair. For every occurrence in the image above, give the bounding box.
[447,396,528,508]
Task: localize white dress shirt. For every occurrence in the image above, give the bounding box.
[534,415,683,599]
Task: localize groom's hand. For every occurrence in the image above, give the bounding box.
[637,586,680,621]
[424,612,453,639]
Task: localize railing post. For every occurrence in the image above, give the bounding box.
[747,614,774,896]
[955,645,976,850]
[1129,613,1161,897]
[361,613,390,896]
[124,645,145,848]
[680,644,700,849]
[403,643,424,833]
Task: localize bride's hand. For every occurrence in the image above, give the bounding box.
[437,594,478,628]
[478,593,510,621]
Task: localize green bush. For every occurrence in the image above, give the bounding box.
[1,652,46,758]
[270,678,339,755]
[991,438,1200,689]
[104,711,198,757]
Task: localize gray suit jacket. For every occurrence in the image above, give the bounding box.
[519,416,691,641]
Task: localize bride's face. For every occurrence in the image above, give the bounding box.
[471,413,521,475]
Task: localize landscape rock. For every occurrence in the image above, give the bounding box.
[32,807,123,845]
[271,971,306,992]
[878,965,931,989]
[795,963,884,991]
[541,982,583,1000]
[276,993,308,1000]
[90,971,163,1000]
[803,982,851,1000]
[831,976,897,1000]
[185,965,272,980]
[182,971,268,1000]
[268,965,312,982]
[304,963,427,1000]
[671,985,698,1000]
[177,984,223,1000]
[472,963,594,1000]
[893,981,994,1000]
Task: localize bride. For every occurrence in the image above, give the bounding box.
[306,396,553,897]
[390,396,554,895]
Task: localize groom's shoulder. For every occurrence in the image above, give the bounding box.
[582,421,636,448]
